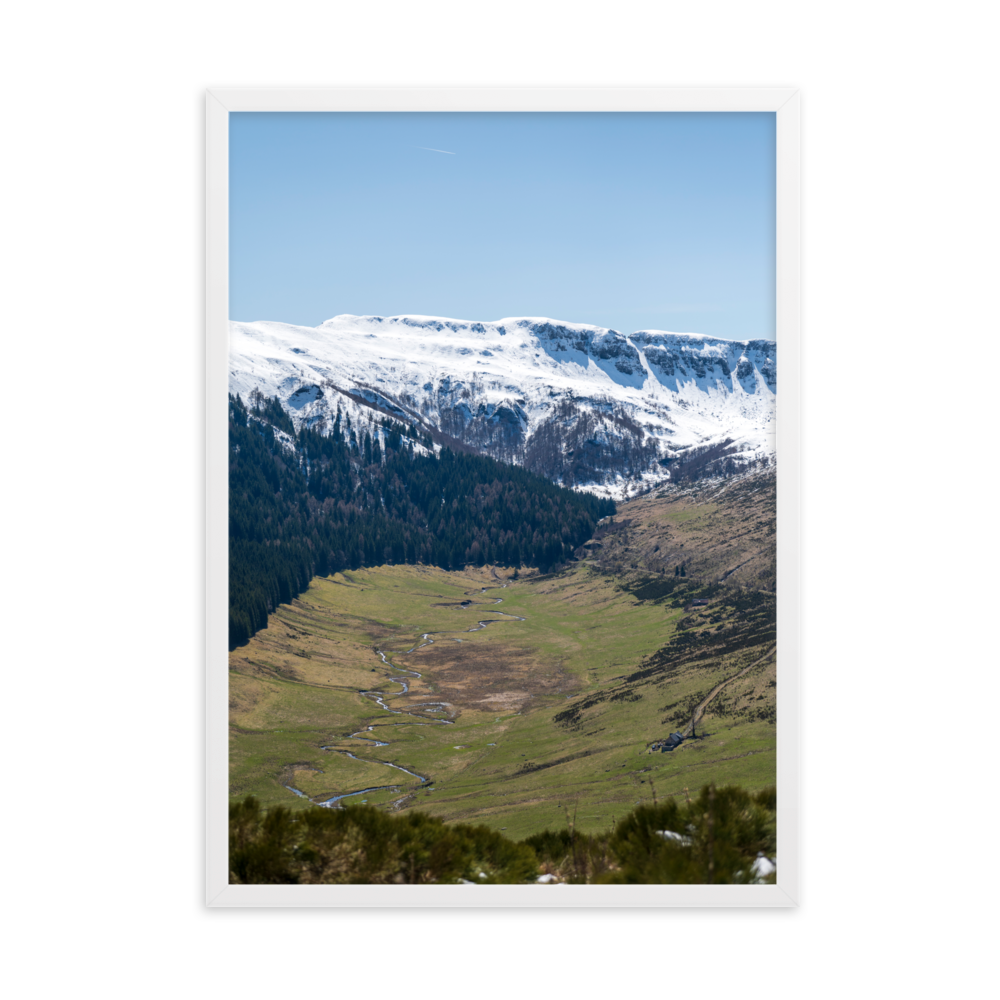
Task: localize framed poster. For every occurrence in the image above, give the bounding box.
[197,85,802,908]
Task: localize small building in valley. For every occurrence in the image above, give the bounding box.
[649,732,686,753]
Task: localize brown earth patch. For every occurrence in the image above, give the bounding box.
[396,641,576,713]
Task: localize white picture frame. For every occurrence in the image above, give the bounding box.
[206,86,800,908]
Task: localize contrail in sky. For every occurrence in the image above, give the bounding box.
[416,146,456,155]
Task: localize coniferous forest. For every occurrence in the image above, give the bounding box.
[229,392,615,649]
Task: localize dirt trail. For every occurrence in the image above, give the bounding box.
[682,644,776,737]
[716,554,756,582]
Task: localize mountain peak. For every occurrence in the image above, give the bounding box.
[230,313,776,499]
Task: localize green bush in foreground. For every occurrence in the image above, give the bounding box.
[230,797,538,884]
[601,784,776,884]
[229,784,776,885]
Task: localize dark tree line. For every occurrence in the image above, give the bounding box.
[229,392,615,649]
[523,400,660,487]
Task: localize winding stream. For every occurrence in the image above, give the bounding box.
[286,583,524,808]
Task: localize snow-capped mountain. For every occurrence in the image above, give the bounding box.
[229,314,776,499]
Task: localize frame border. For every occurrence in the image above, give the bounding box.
[192,81,807,922]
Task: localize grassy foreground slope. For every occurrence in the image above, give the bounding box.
[229,469,777,840]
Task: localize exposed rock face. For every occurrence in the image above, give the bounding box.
[630,331,777,395]
[747,341,778,391]
[595,337,644,377]
[287,383,324,409]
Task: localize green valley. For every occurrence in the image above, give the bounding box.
[229,468,777,840]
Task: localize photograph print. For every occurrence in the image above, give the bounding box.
[226,110,779,886]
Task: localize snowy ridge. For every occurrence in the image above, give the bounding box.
[229,314,775,500]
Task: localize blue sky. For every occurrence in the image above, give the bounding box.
[230,112,775,340]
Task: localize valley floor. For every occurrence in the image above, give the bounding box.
[229,470,777,839]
